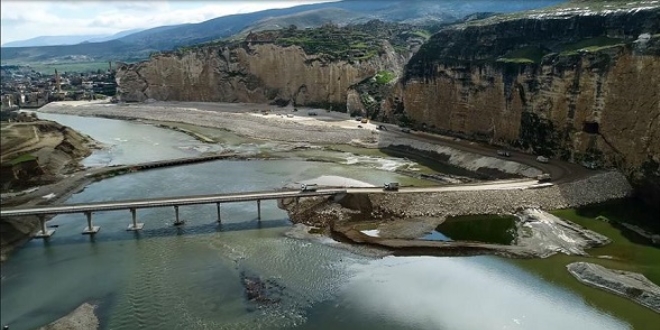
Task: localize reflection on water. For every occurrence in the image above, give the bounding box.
[335,256,630,330]
[436,215,518,245]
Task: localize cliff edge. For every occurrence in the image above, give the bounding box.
[385,3,660,209]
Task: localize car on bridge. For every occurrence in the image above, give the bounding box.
[301,184,318,192]
[383,182,399,191]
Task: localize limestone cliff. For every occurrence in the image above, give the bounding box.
[383,5,660,207]
[116,21,423,111]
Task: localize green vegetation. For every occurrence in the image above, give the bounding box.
[497,46,547,64]
[436,214,517,245]
[412,29,431,39]
[558,36,624,56]
[178,20,419,63]
[8,154,37,166]
[374,70,395,85]
[5,61,113,75]
[513,199,660,329]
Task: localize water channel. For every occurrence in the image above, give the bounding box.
[0,111,653,329]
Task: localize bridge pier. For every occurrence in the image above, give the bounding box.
[173,205,185,226]
[257,200,261,221]
[82,211,100,235]
[34,215,55,238]
[216,203,221,224]
[127,208,144,231]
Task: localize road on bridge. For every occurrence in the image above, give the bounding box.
[0,179,545,218]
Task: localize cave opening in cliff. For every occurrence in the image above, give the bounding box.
[583,121,600,134]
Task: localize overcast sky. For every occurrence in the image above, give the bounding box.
[0,0,337,45]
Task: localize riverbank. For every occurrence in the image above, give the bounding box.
[0,118,101,262]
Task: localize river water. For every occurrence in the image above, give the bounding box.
[0,112,637,330]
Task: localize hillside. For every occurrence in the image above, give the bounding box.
[0,0,563,64]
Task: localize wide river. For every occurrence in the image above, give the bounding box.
[0,112,644,330]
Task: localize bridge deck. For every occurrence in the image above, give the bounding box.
[0,189,346,217]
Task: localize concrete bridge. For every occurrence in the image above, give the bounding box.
[0,178,548,239]
[0,188,347,238]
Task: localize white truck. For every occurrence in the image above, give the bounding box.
[536,156,549,163]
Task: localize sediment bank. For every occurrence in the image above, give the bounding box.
[567,262,660,314]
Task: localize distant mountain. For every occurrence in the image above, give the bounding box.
[0,0,565,63]
[1,28,147,48]
[84,28,146,43]
[2,34,108,47]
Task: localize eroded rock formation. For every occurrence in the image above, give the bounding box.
[383,6,660,208]
[116,21,421,111]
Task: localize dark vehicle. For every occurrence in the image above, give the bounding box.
[401,128,411,133]
[355,117,362,121]
[308,111,317,116]
[300,183,318,192]
[497,150,511,157]
[376,125,387,131]
[536,173,552,182]
[383,182,399,191]
[357,125,363,128]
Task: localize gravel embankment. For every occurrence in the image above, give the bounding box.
[567,262,660,313]
[37,302,99,330]
[368,170,633,218]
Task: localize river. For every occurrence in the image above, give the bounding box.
[0,112,645,330]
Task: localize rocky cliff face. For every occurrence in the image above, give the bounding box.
[116,21,422,111]
[383,5,660,207]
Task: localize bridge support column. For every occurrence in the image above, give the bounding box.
[82,211,100,235]
[34,215,55,238]
[127,208,144,231]
[257,200,261,222]
[216,203,221,224]
[173,205,185,226]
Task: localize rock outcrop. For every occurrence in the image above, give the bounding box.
[383,5,660,209]
[116,21,422,111]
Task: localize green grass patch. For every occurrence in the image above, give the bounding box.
[559,36,625,56]
[496,58,536,64]
[413,30,431,39]
[374,70,395,85]
[497,46,547,64]
[436,214,517,245]
[8,153,37,166]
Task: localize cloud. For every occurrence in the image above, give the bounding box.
[1,0,338,45]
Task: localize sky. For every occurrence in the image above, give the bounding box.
[0,0,338,45]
